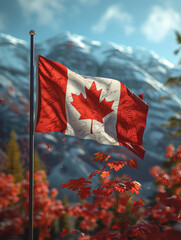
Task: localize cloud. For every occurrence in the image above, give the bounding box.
[92,5,134,35]
[17,0,65,27]
[141,6,181,42]
[0,14,6,30]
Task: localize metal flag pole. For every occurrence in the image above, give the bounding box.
[29,29,35,240]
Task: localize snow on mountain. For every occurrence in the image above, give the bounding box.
[0,33,28,74]
[0,32,181,198]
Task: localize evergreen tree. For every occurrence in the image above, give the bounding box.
[6,130,24,182]
[34,150,46,173]
[62,194,68,207]
[59,195,69,231]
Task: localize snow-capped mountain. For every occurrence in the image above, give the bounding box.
[0,32,181,196]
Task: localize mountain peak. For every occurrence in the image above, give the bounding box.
[0,33,27,46]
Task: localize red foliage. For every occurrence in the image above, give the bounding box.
[59,149,181,239]
[22,171,65,239]
[59,177,92,200]
[127,158,138,169]
[69,201,113,232]
[131,199,146,213]
[0,174,20,207]
[0,171,67,240]
[8,85,14,94]
[0,174,23,238]
[93,152,110,163]
[91,228,122,240]
[1,144,181,239]
[165,144,175,157]
[60,154,148,239]
[100,170,110,178]
[45,143,53,150]
[106,160,127,171]
[112,220,129,232]
[59,228,69,237]
[78,233,91,240]
[88,170,103,180]
[145,145,181,237]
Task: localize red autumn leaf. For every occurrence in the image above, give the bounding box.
[88,170,102,180]
[59,177,92,191]
[114,183,126,193]
[78,186,91,199]
[45,143,52,150]
[71,81,114,134]
[59,228,69,237]
[165,144,175,157]
[91,229,122,240]
[0,99,2,104]
[127,159,138,169]
[105,154,111,161]
[112,220,129,231]
[59,178,92,200]
[8,85,14,93]
[106,160,127,171]
[131,199,146,213]
[127,181,141,194]
[159,176,169,184]
[93,187,113,197]
[93,152,110,163]
[100,170,110,178]
[41,154,44,157]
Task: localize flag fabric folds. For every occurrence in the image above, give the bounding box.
[35,55,149,159]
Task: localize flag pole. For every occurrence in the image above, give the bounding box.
[29,29,35,240]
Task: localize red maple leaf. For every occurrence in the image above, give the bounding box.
[127,159,138,169]
[59,228,69,237]
[88,170,102,180]
[71,81,114,134]
[78,186,91,199]
[93,152,111,163]
[45,143,52,150]
[8,85,14,93]
[59,177,92,191]
[106,160,127,171]
[100,170,110,179]
[131,199,146,213]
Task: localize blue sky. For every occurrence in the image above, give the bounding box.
[0,0,181,64]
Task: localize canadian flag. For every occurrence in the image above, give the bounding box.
[35,55,149,159]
